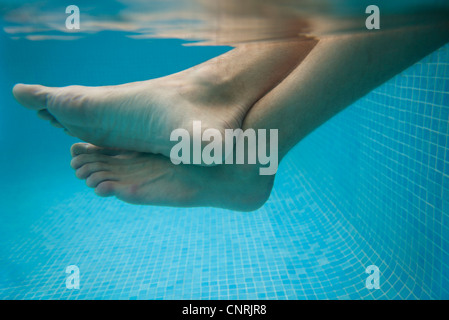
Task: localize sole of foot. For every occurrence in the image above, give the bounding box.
[70,142,275,212]
[12,70,248,160]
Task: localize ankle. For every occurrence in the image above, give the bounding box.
[183,63,238,105]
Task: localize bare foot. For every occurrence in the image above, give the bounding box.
[70,143,275,211]
[12,41,316,161]
[12,67,248,158]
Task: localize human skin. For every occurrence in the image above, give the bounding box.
[12,40,316,160]
[13,23,449,211]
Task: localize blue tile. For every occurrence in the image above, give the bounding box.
[2,39,449,302]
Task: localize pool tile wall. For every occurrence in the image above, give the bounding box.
[1,43,448,300]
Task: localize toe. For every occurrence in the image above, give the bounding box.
[95,181,118,197]
[36,109,65,128]
[70,153,114,169]
[12,84,53,111]
[37,109,55,121]
[75,162,109,179]
[50,118,65,128]
[70,154,87,169]
[86,171,115,188]
[70,143,90,157]
[71,143,123,157]
[64,129,76,137]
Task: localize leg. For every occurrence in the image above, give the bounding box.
[243,23,449,160]
[12,40,317,158]
[69,24,449,212]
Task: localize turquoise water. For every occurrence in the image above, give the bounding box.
[1,3,449,300]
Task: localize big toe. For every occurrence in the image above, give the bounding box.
[71,143,94,157]
[12,84,52,111]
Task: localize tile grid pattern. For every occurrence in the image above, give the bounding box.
[1,43,448,300]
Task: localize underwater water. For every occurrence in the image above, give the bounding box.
[0,0,448,299]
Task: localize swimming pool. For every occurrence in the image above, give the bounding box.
[1,3,448,300]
